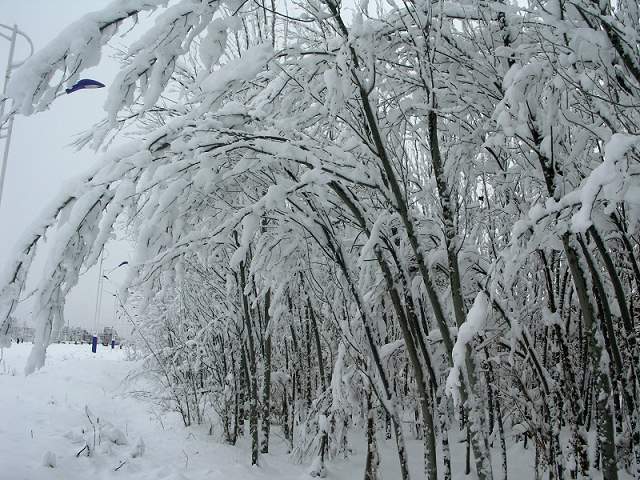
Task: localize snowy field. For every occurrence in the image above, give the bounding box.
[0,343,315,480]
[0,343,542,480]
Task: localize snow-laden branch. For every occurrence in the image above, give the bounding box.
[7,0,221,125]
[445,292,489,406]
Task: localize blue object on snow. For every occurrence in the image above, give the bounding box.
[91,335,98,353]
[65,79,106,94]
[111,339,115,349]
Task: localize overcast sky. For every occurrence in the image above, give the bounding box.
[0,0,133,336]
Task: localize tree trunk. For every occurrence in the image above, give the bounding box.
[364,389,380,480]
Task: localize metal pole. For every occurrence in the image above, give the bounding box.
[0,25,17,210]
[112,294,118,348]
[91,250,105,353]
[0,25,17,119]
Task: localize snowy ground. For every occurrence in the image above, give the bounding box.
[0,343,305,480]
[0,343,537,480]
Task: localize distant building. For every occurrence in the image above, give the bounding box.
[57,326,92,343]
[54,326,121,345]
[101,326,118,346]
[6,320,35,342]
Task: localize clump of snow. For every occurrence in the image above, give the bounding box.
[101,422,128,446]
[571,133,640,232]
[200,43,274,94]
[379,339,404,361]
[42,451,57,468]
[230,212,261,268]
[199,18,229,70]
[309,454,328,478]
[446,292,489,405]
[359,213,386,264]
[130,437,145,458]
[330,342,346,410]
[318,414,328,433]
[64,429,85,445]
[7,0,168,115]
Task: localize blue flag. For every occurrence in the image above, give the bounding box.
[65,79,106,94]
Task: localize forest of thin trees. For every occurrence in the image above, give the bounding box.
[0,0,639,478]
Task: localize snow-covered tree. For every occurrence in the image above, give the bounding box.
[1,0,639,477]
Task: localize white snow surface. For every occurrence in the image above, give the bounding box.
[0,343,311,480]
[0,343,546,480]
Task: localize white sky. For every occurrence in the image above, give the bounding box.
[0,0,133,337]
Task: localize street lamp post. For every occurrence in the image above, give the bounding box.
[92,253,128,353]
[0,24,33,209]
[91,250,105,353]
[111,294,117,349]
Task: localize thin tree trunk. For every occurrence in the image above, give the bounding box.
[239,261,259,466]
[364,389,380,480]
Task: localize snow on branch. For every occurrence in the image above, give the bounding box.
[570,133,640,232]
[7,0,222,126]
[445,292,489,406]
[8,0,167,116]
[0,143,143,359]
